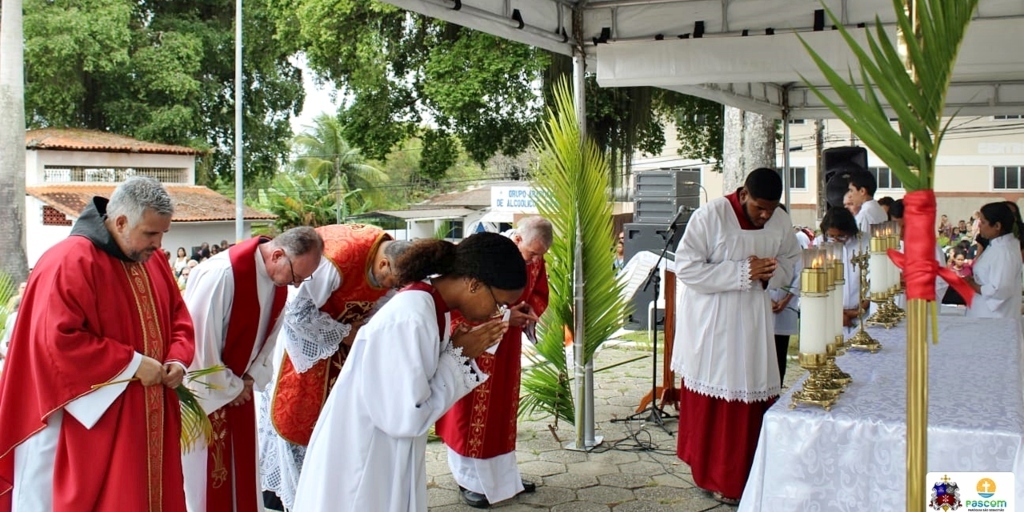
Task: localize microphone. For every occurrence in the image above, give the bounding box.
[666,205,693,232]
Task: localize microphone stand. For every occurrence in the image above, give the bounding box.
[612,208,688,433]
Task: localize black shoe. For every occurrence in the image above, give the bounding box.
[459,486,490,509]
[521,479,537,493]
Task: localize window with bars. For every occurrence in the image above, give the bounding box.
[43,166,189,184]
[994,115,1024,120]
[868,167,903,190]
[993,166,1024,190]
[42,206,72,226]
[788,119,806,124]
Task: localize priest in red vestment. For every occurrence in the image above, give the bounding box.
[181,227,323,512]
[435,216,552,509]
[671,168,801,505]
[0,177,195,512]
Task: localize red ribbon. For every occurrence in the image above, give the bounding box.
[886,190,973,306]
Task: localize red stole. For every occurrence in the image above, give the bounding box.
[435,260,549,458]
[726,189,761,231]
[206,237,286,512]
[271,224,390,446]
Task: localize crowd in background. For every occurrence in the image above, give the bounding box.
[162,240,234,291]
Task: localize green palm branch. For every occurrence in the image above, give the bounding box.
[519,79,630,425]
[798,0,978,187]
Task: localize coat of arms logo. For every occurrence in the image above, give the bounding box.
[929,474,962,511]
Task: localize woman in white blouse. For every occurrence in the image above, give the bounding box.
[964,202,1023,319]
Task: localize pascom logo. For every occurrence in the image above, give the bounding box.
[977,477,997,499]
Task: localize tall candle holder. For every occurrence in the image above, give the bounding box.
[818,244,852,388]
[865,231,899,328]
[791,250,841,410]
[848,249,882,352]
[882,227,906,320]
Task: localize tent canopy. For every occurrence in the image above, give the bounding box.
[382,0,1024,117]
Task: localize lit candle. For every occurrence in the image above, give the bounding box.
[799,248,829,354]
[868,224,888,296]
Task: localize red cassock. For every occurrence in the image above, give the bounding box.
[0,236,195,512]
[435,260,549,459]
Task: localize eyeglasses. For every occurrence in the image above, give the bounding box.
[285,255,313,286]
[485,285,509,319]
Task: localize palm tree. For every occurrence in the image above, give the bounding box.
[0,0,29,283]
[256,172,368,231]
[520,80,630,431]
[292,114,388,223]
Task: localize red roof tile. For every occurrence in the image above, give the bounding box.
[26,184,275,223]
[26,128,202,155]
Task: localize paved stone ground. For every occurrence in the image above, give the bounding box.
[422,337,804,512]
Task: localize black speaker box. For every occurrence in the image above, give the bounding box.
[822,146,868,209]
[623,222,685,330]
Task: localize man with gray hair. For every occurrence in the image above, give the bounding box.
[0,176,195,511]
[436,216,552,508]
[181,226,323,512]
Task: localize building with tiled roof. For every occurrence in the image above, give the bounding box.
[23,129,274,266]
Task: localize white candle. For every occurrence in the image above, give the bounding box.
[800,293,828,354]
[834,268,844,339]
[869,250,888,295]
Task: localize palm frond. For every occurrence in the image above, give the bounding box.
[520,79,630,425]
[798,0,978,188]
[177,365,226,453]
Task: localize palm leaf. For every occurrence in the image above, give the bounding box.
[798,0,977,188]
[519,79,630,425]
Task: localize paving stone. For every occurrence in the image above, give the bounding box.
[552,502,611,512]
[564,460,621,477]
[427,486,461,507]
[665,487,730,511]
[588,450,641,465]
[618,460,672,477]
[596,473,653,489]
[542,472,600,490]
[577,485,636,505]
[650,473,696,489]
[538,449,590,464]
[516,486,577,507]
[518,460,568,477]
[632,485,690,504]
[430,473,461,491]
[611,501,676,512]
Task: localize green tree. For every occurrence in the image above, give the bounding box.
[22,0,304,184]
[293,114,388,221]
[255,172,368,231]
[0,0,30,283]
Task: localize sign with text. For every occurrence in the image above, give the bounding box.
[490,186,543,212]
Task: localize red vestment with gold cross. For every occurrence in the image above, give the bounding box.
[0,235,194,512]
[271,224,392,446]
[435,259,548,458]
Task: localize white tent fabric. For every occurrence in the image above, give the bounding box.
[380,0,1024,117]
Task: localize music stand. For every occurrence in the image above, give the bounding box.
[612,215,684,433]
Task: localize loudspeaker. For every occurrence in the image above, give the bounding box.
[822,146,868,209]
[623,222,685,330]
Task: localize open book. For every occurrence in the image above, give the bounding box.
[617,250,674,304]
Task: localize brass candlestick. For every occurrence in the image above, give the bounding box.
[848,250,882,352]
[865,236,899,328]
[789,353,839,410]
[819,255,851,388]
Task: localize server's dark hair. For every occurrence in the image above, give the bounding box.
[392,232,527,290]
[981,201,1019,239]
[820,207,858,237]
[744,168,783,201]
[846,169,878,197]
[889,199,905,220]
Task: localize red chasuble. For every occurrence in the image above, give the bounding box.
[271,224,391,446]
[675,190,776,501]
[0,236,194,512]
[435,260,549,459]
[205,237,286,512]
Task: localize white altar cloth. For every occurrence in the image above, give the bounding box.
[739,316,1024,511]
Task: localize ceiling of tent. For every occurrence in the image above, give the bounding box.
[381,0,1024,118]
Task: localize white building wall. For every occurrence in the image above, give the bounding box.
[27,150,196,185]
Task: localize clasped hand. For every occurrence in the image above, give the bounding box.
[451,319,509,359]
[133,356,185,389]
[748,256,777,283]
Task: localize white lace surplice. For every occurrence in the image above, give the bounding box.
[292,288,486,512]
[671,197,801,402]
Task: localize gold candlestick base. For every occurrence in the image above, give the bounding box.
[790,353,839,411]
[821,343,852,387]
[881,296,905,320]
[865,296,899,329]
[848,328,883,353]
